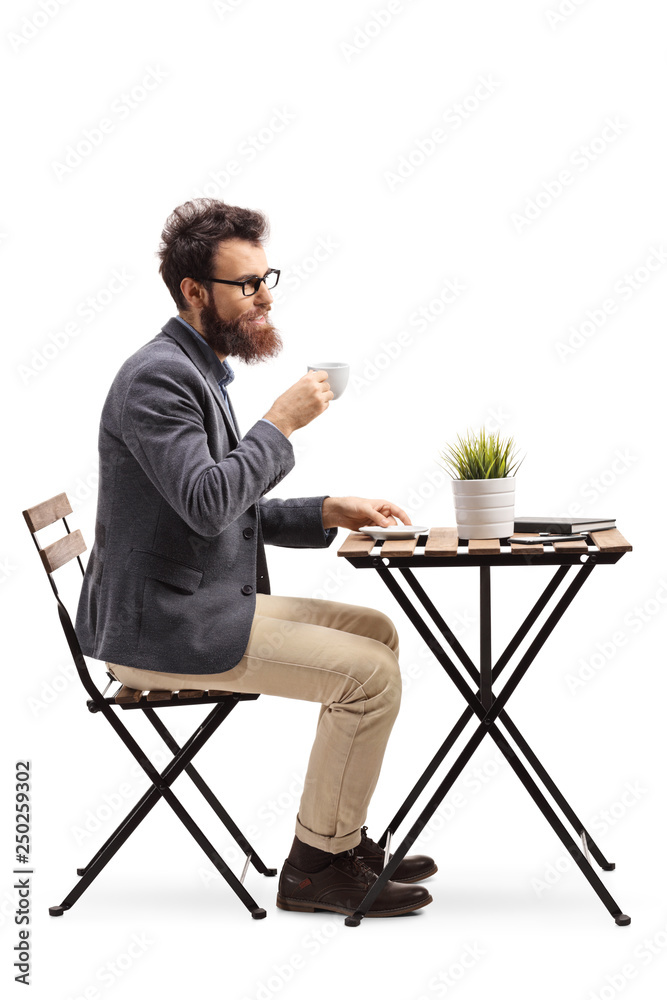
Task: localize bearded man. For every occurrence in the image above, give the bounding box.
[75,198,437,919]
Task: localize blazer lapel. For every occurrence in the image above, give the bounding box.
[204,369,240,445]
[226,394,242,438]
[159,318,240,445]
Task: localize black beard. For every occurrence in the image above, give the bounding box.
[199,299,282,364]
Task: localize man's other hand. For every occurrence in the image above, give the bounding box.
[322,496,412,531]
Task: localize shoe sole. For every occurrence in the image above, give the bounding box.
[276,892,432,917]
[392,863,438,884]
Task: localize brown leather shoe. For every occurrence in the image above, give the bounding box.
[353,827,438,883]
[276,850,432,917]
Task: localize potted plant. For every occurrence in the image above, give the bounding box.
[437,429,523,540]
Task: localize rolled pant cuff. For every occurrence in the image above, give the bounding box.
[294,817,361,855]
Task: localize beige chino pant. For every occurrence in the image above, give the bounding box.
[108,593,402,853]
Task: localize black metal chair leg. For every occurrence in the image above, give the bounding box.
[144,708,277,877]
[51,780,266,919]
[50,782,170,915]
[155,784,267,918]
[49,700,268,917]
[74,700,237,879]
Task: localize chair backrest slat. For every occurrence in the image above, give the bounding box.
[23,493,73,533]
[40,529,87,574]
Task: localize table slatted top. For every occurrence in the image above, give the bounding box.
[337,527,631,564]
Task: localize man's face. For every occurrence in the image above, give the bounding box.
[192,238,282,364]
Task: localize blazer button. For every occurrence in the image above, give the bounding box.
[241,584,253,595]
[243,527,254,539]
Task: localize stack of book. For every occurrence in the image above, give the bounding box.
[513,517,615,533]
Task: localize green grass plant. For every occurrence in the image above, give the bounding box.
[438,428,523,480]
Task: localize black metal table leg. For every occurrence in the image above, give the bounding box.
[345,722,490,926]
[496,711,615,871]
[479,566,492,710]
[378,564,570,850]
[349,559,630,927]
[485,722,629,925]
[381,561,614,870]
[377,708,474,849]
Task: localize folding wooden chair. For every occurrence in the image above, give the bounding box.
[23,492,275,920]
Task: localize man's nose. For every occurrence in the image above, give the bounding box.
[255,283,273,307]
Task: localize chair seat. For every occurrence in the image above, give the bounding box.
[113,685,258,708]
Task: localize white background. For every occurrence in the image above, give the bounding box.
[2,1,666,998]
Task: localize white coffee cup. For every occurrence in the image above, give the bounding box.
[307,362,350,400]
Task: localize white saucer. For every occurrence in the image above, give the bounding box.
[358,525,429,541]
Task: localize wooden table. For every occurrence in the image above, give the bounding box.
[336,526,633,927]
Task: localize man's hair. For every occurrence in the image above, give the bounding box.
[157,198,270,310]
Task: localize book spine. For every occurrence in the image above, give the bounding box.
[515,521,572,533]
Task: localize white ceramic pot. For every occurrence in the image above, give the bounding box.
[451,478,516,539]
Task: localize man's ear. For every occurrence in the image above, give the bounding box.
[180,276,208,311]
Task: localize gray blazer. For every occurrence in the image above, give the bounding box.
[75,317,337,674]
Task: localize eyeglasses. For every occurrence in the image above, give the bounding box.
[195,268,280,297]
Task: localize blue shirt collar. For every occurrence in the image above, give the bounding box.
[175,315,235,390]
